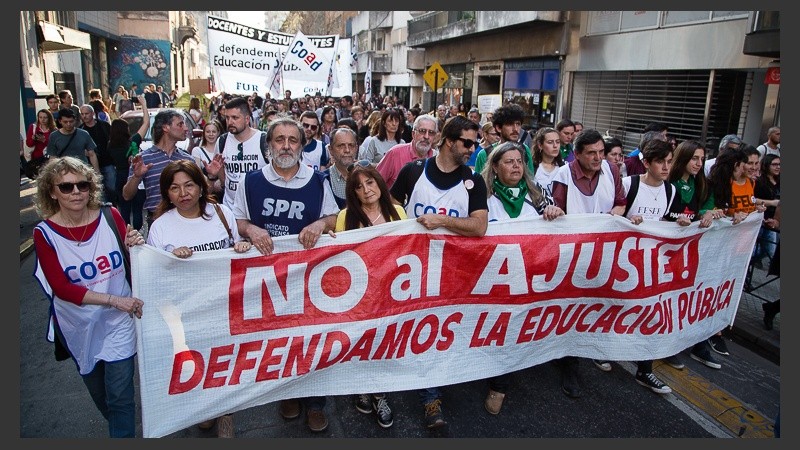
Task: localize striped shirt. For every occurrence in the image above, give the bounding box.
[128,145,196,213]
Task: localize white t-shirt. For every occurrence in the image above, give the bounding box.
[147,203,241,252]
[218,130,269,210]
[621,176,675,221]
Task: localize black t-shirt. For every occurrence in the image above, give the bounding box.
[80,121,112,166]
[390,157,488,215]
[108,133,143,171]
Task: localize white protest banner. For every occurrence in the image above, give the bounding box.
[133,213,760,437]
[207,16,349,97]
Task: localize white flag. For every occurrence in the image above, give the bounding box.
[281,30,335,85]
[364,56,372,96]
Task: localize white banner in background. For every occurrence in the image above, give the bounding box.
[207,16,350,97]
[133,213,760,437]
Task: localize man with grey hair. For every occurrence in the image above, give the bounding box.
[325,127,359,207]
[122,109,195,226]
[376,114,439,189]
[232,115,339,432]
[704,133,743,177]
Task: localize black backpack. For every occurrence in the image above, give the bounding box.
[623,175,673,217]
[217,131,270,163]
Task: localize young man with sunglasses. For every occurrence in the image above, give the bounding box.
[299,111,329,171]
[205,97,269,210]
[389,115,488,429]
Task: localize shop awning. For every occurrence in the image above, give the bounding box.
[37,21,91,52]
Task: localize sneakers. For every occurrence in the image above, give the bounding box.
[355,394,372,414]
[663,355,685,370]
[306,408,328,432]
[592,359,612,372]
[216,414,234,438]
[708,335,730,356]
[280,399,301,420]
[423,398,446,428]
[690,346,722,369]
[373,395,393,428]
[635,371,672,394]
[484,390,506,415]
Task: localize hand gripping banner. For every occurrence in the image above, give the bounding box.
[132,213,760,437]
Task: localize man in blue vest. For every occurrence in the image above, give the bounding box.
[232,115,339,433]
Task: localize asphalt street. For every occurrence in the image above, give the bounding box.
[18,176,780,439]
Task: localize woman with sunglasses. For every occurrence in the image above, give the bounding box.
[478,141,563,414]
[145,160,251,437]
[334,162,405,428]
[32,156,146,437]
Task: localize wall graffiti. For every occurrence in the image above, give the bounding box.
[109,38,171,92]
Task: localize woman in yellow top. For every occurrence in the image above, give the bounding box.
[334,160,405,429]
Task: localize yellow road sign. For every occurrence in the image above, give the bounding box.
[424,62,449,91]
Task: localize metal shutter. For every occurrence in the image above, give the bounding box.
[571,70,750,154]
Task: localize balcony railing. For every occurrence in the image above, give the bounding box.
[408,11,475,35]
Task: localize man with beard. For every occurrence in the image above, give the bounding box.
[325,127,359,208]
[205,97,269,209]
[232,115,339,433]
[122,109,196,226]
[389,115,488,429]
[473,103,535,175]
[376,114,439,189]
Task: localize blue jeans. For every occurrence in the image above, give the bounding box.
[418,387,442,405]
[752,227,779,262]
[81,356,136,438]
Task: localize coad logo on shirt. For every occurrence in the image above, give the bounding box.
[63,250,125,283]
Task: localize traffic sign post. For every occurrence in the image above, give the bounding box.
[424,62,449,112]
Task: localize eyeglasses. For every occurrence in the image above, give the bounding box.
[302,123,319,131]
[770,162,781,167]
[414,128,436,136]
[455,137,476,149]
[347,159,372,173]
[237,142,244,160]
[56,181,91,194]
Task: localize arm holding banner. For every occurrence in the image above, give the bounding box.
[416,209,488,237]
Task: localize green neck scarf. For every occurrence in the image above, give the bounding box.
[493,178,528,218]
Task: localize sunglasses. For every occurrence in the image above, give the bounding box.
[237,142,244,160]
[56,181,91,194]
[302,123,319,131]
[347,159,372,173]
[455,137,476,149]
